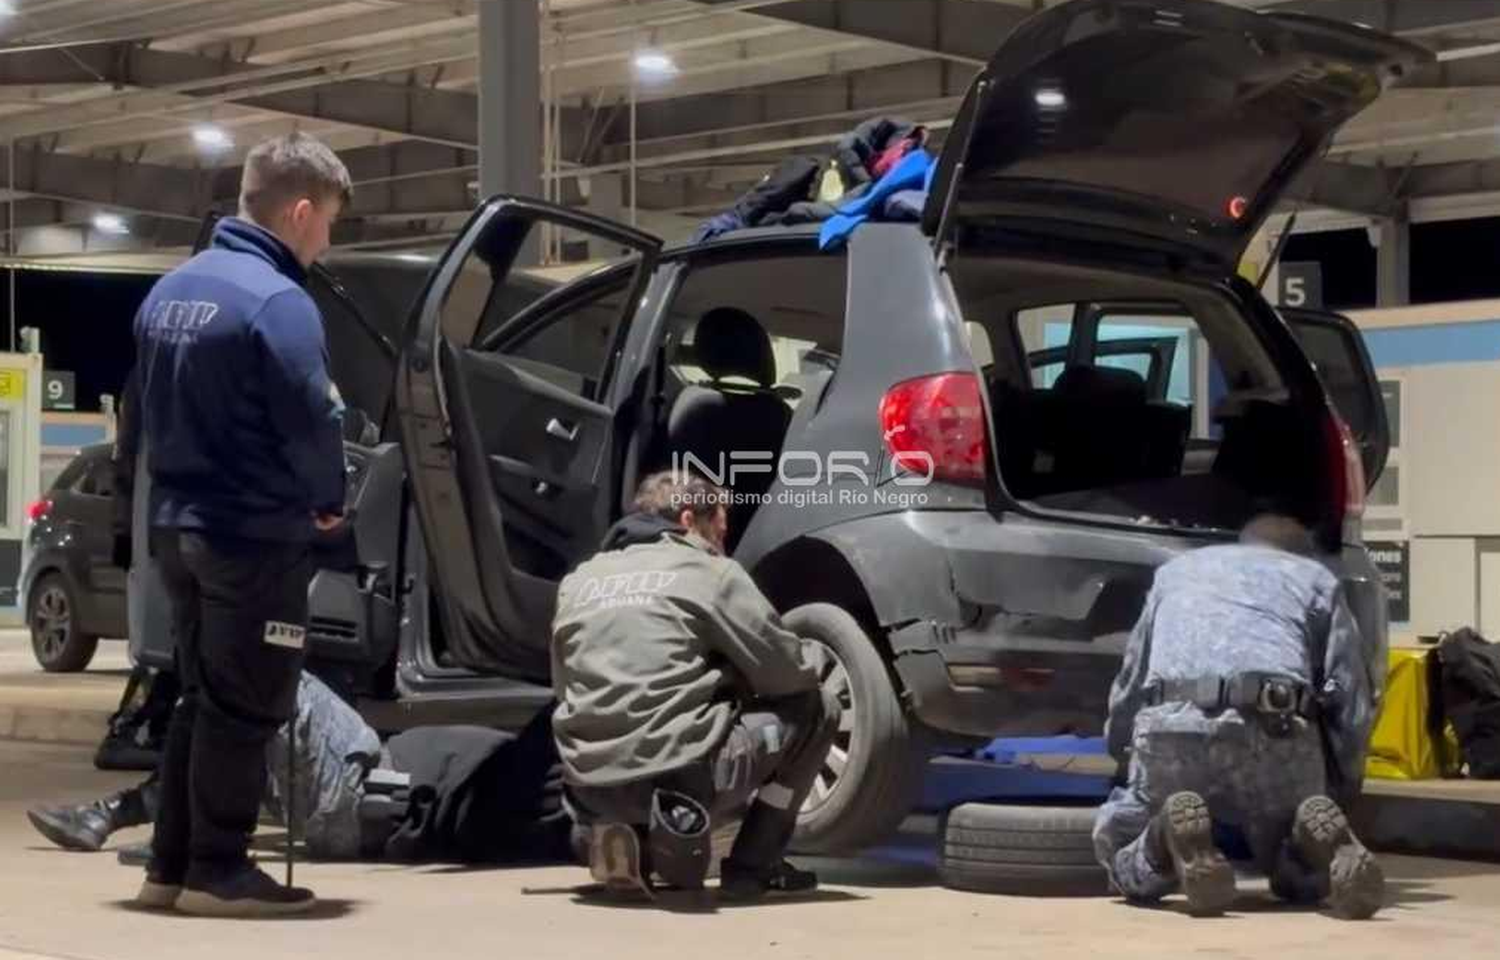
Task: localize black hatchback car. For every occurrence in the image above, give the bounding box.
[21,444,129,671]
[135,0,1425,853]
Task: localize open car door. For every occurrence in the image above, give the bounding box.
[396,197,661,681]
[1282,307,1390,488]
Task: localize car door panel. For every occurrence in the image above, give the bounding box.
[396,197,661,680]
[453,347,613,576]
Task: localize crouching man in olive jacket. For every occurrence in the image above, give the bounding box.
[552,471,840,902]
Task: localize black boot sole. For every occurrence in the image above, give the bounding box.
[1293,796,1384,920]
[1162,792,1236,917]
[175,889,317,917]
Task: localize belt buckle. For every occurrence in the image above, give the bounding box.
[1257,679,1297,715]
[1257,679,1298,737]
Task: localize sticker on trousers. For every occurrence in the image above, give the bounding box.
[263,621,306,649]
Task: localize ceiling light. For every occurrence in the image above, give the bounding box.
[93,213,129,235]
[0,2,15,16]
[1035,88,1067,109]
[193,125,232,150]
[633,51,678,75]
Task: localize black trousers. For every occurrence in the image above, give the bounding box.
[569,689,840,870]
[149,528,310,883]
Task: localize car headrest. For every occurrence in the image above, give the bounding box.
[1054,364,1148,404]
[694,307,777,388]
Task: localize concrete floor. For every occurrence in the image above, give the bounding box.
[0,741,1497,960]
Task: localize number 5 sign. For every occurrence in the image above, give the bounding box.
[1278,261,1324,310]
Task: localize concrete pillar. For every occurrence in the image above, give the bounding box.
[478,0,541,203]
[1376,205,1411,308]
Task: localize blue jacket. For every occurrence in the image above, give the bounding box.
[1104,544,1376,796]
[132,217,345,542]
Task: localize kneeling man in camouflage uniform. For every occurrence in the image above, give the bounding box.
[1094,515,1383,919]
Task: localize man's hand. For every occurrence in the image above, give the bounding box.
[313,512,344,532]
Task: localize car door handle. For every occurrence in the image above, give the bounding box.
[546,417,580,443]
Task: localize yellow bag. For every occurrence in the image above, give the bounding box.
[1365,648,1460,780]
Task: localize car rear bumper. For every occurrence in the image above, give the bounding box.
[825,511,1387,740]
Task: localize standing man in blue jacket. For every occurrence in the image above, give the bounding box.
[129,132,351,917]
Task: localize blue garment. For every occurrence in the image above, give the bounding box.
[1094,543,1376,902]
[133,217,345,542]
[818,150,936,250]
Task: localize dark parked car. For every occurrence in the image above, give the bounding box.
[135,0,1426,853]
[22,444,128,671]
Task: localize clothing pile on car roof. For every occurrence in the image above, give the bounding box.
[691,116,935,249]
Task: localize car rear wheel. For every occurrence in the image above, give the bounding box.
[938,800,1110,896]
[29,573,99,673]
[784,602,926,854]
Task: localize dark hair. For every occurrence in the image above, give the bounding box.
[1241,514,1316,556]
[239,132,353,225]
[633,470,729,523]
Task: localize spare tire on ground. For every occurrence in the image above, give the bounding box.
[938,800,1111,896]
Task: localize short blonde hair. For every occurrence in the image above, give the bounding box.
[239,132,353,225]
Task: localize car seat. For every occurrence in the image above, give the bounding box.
[666,308,792,545]
[991,365,1188,499]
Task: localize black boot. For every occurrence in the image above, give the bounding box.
[1149,792,1236,917]
[176,864,317,918]
[718,800,817,902]
[27,784,153,852]
[1291,796,1384,920]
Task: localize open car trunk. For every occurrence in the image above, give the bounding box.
[954,255,1385,539]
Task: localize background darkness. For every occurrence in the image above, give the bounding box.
[4,217,1499,411]
[1282,217,1500,312]
[0,268,155,412]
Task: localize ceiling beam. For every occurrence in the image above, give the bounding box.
[718,0,1026,65]
[1265,0,1500,35]
[1285,161,1399,217]
[0,39,476,145]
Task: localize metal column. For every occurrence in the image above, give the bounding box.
[1377,205,1412,308]
[478,0,542,203]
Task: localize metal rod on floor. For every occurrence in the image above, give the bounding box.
[286,712,295,889]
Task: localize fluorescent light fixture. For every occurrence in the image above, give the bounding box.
[1035,88,1067,109]
[633,51,678,75]
[192,125,232,150]
[394,253,431,263]
[93,213,129,235]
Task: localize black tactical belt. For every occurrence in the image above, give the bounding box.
[1143,672,1320,721]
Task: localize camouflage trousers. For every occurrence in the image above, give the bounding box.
[1093,703,1329,902]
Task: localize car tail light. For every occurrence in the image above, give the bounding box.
[879,372,988,485]
[1325,410,1365,522]
[26,499,52,522]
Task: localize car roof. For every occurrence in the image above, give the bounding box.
[660,223,823,259]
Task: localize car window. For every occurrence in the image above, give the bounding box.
[659,251,849,407]
[1096,317,1194,407]
[484,272,634,400]
[74,455,113,497]
[50,456,88,494]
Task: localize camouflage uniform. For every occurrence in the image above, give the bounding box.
[1093,544,1378,901]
